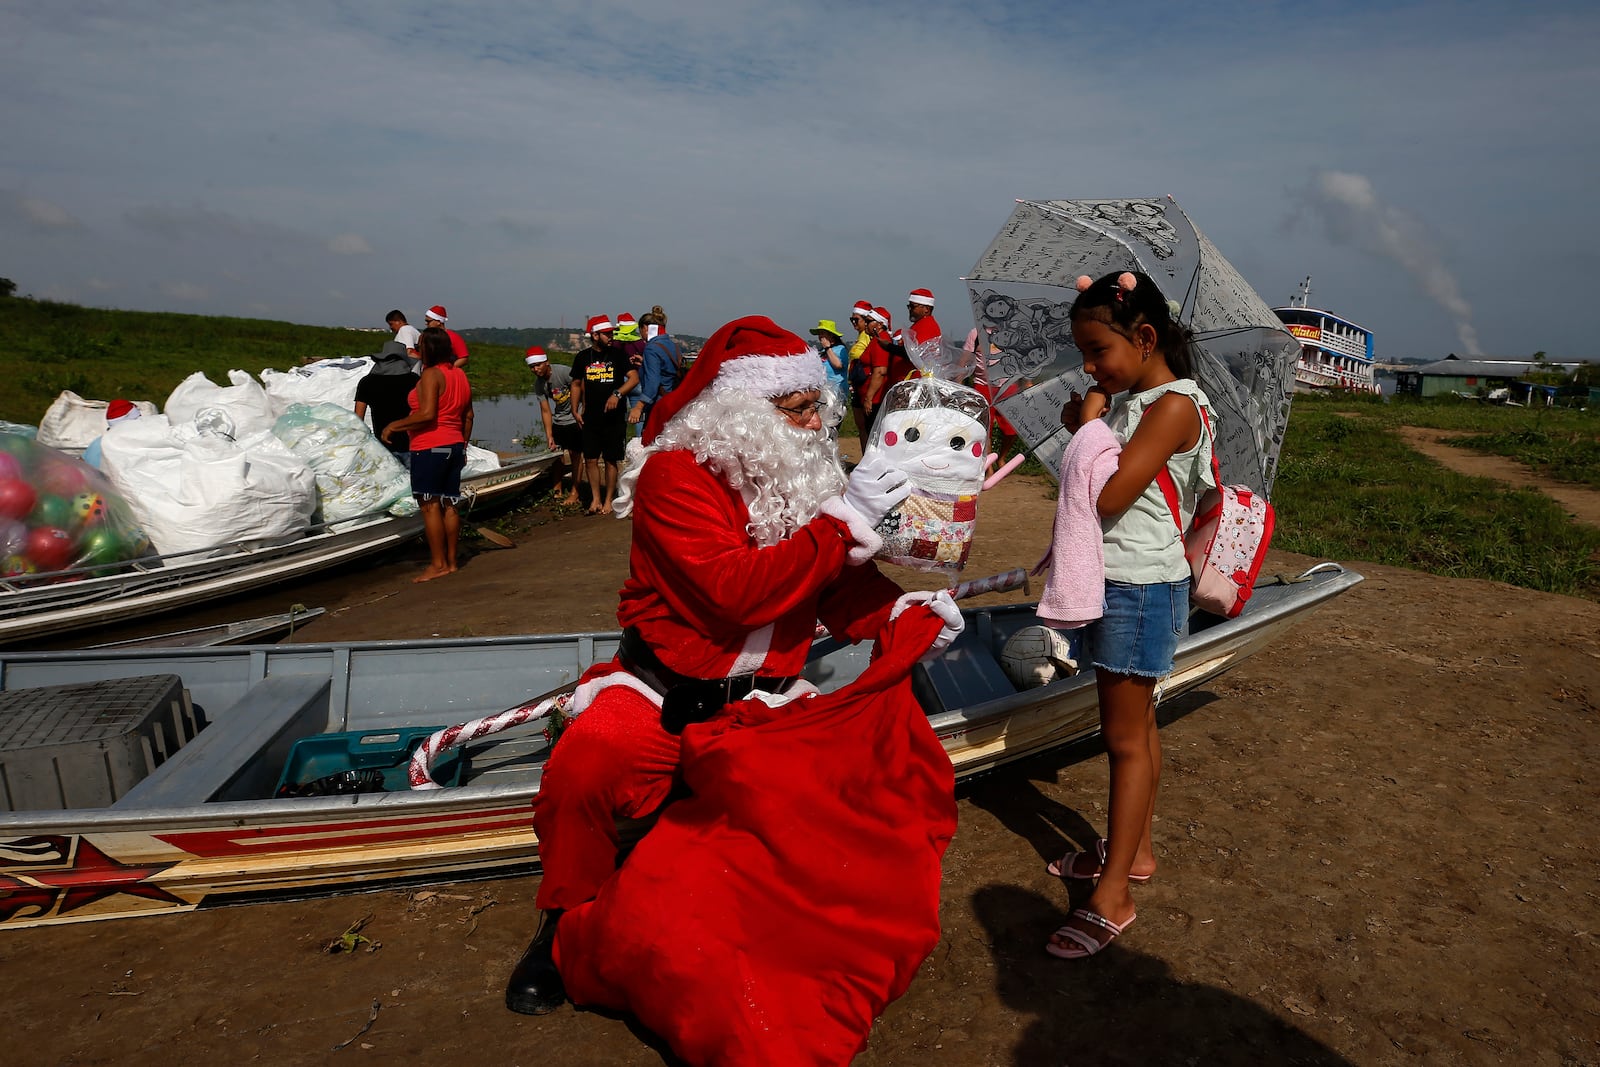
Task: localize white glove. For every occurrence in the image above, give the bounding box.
[890,589,966,661]
[842,449,912,529]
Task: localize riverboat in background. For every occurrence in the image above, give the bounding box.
[1272,277,1379,394]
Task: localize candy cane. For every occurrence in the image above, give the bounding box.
[950,567,1029,600]
[407,692,570,790]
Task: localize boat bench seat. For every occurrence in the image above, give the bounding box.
[913,619,1016,715]
[111,675,332,808]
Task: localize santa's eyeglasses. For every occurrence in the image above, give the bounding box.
[771,397,822,421]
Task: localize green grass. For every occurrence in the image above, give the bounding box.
[1273,402,1600,600]
[0,295,568,424]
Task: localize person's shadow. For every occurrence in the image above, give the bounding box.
[960,690,1221,868]
[973,883,1355,1066]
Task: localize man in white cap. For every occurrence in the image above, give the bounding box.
[422,304,470,368]
[526,347,582,507]
[504,315,963,1017]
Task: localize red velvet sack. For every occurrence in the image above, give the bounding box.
[555,609,957,1066]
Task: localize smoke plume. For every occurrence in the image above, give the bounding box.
[1301,171,1480,355]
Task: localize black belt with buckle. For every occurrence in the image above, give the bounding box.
[618,627,798,734]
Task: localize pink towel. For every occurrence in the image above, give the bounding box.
[1036,420,1121,628]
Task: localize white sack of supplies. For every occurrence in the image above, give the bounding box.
[463,443,501,476]
[260,359,373,422]
[98,414,318,556]
[164,370,279,442]
[36,392,159,451]
[272,402,417,522]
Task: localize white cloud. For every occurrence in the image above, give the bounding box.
[328,233,373,256]
[20,196,80,229]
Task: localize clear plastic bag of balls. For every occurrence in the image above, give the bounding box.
[863,376,992,575]
[270,403,417,522]
[0,433,153,580]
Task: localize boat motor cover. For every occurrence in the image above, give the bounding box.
[555,607,956,1066]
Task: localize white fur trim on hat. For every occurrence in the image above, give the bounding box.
[525,353,548,365]
[711,352,826,400]
[817,496,883,565]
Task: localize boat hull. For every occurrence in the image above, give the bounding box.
[0,564,1362,929]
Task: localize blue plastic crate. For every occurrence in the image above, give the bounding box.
[275,726,464,795]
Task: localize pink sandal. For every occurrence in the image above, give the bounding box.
[1046,907,1136,959]
[1046,838,1153,884]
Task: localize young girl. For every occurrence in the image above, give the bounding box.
[1045,270,1212,960]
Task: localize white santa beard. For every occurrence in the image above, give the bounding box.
[614,390,846,546]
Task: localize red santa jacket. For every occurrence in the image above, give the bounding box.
[617,449,902,680]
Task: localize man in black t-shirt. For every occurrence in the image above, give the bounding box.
[570,315,639,515]
[354,341,420,463]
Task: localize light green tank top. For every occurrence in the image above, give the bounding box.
[1100,379,1214,584]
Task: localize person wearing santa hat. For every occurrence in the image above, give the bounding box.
[846,300,876,440]
[570,315,639,515]
[422,304,470,368]
[82,399,142,469]
[526,347,582,507]
[867,288,941,387]
[504,315,965,1016]
[857,306,894,431]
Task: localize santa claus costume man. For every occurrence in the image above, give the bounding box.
[505,315,963,1016]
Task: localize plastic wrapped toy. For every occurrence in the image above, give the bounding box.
[271,403,416,522]
[862,376,991,575]
[0,432,152,579]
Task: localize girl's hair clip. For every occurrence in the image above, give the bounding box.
[1166,298,1182,321]
[1117,272,1137,291]
[1074,275,1093,292]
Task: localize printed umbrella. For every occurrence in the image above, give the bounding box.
[964,197,1299,493]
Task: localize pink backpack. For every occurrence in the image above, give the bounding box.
[1156,408,1275,619]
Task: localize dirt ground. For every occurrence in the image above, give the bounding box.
[2,441,1598,1067]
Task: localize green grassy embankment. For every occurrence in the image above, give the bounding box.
[0,295,567,425]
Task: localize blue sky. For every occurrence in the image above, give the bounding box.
[3,0,1595,360]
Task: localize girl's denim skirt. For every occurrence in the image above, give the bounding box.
[1082,578,1190,678]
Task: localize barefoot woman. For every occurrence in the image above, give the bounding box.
[383,325,473,582]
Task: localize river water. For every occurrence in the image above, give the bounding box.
[470,392,543,452]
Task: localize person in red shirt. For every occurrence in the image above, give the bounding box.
[422,304,470,369]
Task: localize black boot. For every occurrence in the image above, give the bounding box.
[505,909,566,1015]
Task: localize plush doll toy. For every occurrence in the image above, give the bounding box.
[863,377,992,576]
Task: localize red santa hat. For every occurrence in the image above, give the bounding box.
[105,399,141,425]
[424,304,449,323]
[870,306,892,328]
[524,346,548,366]
[586,315,614,334]
[642,315,824,446]
[616,312,637,328]
[850,300,873,320]
[908,287,936,307]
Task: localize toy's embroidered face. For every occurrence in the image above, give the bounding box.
[876,407,986,494]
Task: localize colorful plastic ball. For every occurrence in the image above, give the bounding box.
[1,554,36,578]
[29,494,75,530]
[25,526,77,572]
[71,491,108,526]
[0,520,25,556]
[38,461,90,498]
[0,478,37,522]
[77,527,127,567]
[0,454,20,482]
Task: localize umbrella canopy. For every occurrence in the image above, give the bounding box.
[964,197,1298,493]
